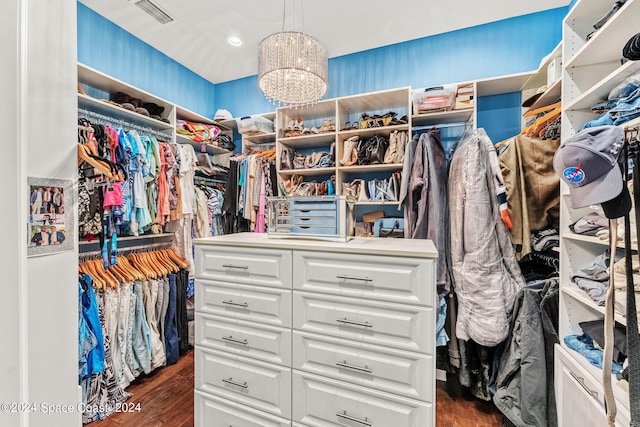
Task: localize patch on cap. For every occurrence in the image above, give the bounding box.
[563,165,585,184]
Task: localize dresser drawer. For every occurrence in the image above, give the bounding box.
[293,331,433,401]
[195,347,291,419]
[195,246,292,288]
[196,313,291,366]
[292,371,432,427]
[293,251,434,307]
[195,391,291,427]
[196,280,291,328]
[293,292,433,353]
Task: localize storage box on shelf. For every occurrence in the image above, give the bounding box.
[266,195,355,242]
[240,112,277,152]
[558,0,638,423]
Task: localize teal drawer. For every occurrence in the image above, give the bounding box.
[288,225,337,235]
[288,216,337,226]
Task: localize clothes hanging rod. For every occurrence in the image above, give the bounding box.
[78,108,173,141]
[412,121,470,132]
[79,241,173,260]
[195,176,227,186]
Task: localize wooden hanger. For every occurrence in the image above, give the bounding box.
[80,260,106,291]
[165,248,189,269]
[118,255,145,281]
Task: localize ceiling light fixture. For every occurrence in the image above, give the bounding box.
[226,35,243,47]
[258,0,328,107]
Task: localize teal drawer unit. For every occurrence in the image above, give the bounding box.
[267,196,355,242]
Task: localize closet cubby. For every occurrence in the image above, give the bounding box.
[557,0,639,423]
[241,112,277,150]
[520,42,562,112]
[176,105,233,156]
[273,88,412,204]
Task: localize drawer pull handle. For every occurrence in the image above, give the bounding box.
[336,410,371,426]
[222,300,249,308]
[569,371,598,399]
[336,318,373,328]
[336,360,373,374]
[222,377,248,389]
[222,264,249,270]
[336,274,373,283]
[222,336,248,345]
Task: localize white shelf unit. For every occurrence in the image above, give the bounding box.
[240,112,277,152]
[274,88,411,205]
[175,105,233,158]
[519,41,563,112]
[558,0,638,423]
[78,63,175,124]
[78,62,232,159]
[76,62,231,245]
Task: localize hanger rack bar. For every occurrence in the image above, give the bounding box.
[78,108,173,141]
[412,121,470,132]
[195,176,227,186]
[79,241,173,260]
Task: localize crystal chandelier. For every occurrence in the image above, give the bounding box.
[258,1,328,107]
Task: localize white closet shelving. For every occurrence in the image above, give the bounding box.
[521,41,563,111]
[275,87,410,205]
[557,0,640,424]
[176,105,233,157]
[76,63,232,246]
[78,62,233,157]
[242,111,277,151]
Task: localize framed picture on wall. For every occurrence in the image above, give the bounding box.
[27,177,75,257]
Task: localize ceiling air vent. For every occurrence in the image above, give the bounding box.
[134,0,174,24]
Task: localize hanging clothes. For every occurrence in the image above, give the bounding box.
[449,128,524,347]
[493,278,560,427]
[406,128,451,294]
[499,134,561,259]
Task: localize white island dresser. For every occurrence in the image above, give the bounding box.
[193,233,438,427]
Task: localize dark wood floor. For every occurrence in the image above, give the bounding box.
[95,349,504,426]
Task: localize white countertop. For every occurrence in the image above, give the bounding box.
[194,233,438,259]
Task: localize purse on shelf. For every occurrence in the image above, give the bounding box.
[373,218,404,238]
[358,135,389,165]
[293,152,307,169]
[280,148,294,170]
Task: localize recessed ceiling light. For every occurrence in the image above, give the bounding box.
[226,35,243,47]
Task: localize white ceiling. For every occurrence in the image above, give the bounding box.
[79,0,570,84]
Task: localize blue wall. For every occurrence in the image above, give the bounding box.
[216,7,566,118]
[77,3,216,118]
[78,4,567,141]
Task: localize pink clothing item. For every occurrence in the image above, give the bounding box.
[105,126,120,163]
[154,142,170,226]
[103,182,123,208]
